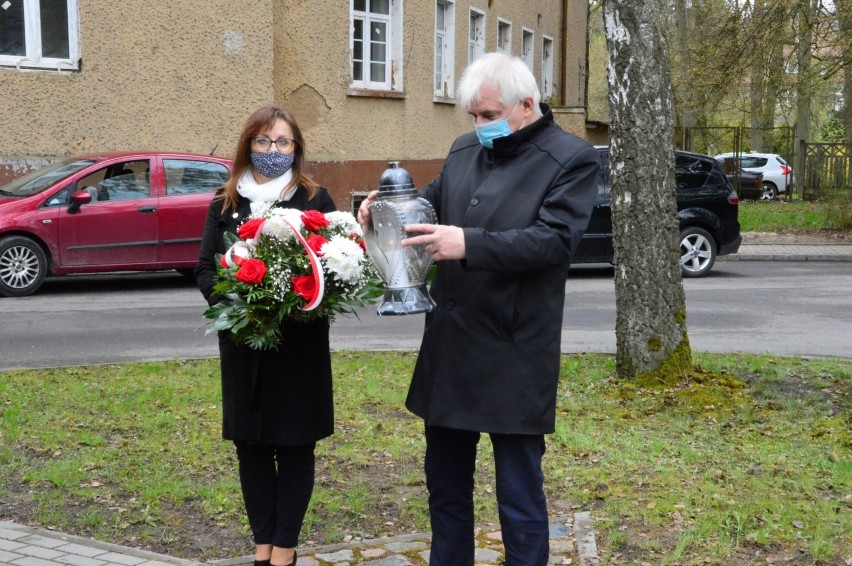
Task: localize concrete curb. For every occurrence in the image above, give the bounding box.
[574,512,599,566]
[209,513,596,565]
[718,244,852,262]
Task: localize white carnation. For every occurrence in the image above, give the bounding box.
[262,208,304,241]
[321,235,365,283]
[261,216,295,241]
[267,208,304,227]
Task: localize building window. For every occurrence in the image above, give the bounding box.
[497,19,511,54]
[541,35,554,100]
[468,8,485,64]
[434,0,455,98]
[0,0,79,70]
[351,0,403,91]
[522,28,534,73]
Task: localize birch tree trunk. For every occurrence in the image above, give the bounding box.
[603,0,692,380]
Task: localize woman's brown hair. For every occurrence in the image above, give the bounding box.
[217,105,319,212]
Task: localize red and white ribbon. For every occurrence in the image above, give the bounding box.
[282,217,325,311]
[220,240,255,268]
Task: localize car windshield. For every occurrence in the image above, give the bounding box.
[0,159,96,197]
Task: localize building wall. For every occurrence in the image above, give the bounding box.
[2,1,591,213]
[278,1,586,210]
[0,0,274,182]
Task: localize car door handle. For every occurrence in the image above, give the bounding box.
[138,206,157,214]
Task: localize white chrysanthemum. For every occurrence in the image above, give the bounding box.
[321,235,365,282]
[325,211,361,236]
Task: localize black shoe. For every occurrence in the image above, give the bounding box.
[254,560,270,566]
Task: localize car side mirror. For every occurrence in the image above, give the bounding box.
[67,189,92,214]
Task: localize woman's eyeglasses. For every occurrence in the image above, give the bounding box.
[252,136,295,151]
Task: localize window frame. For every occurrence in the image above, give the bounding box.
[162,159,230,197]
[521,27,534,73]
[0,0,80,71]
[433,0,455,100]
[468,7,485,65]
[541,35,554,100]
[496,18,512,55]
[349,0,404,93]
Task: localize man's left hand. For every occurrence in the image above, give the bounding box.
[403,224,465,260]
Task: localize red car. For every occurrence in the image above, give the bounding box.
[0,152,232,296]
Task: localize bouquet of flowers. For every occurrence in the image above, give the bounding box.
[203,207,382,349]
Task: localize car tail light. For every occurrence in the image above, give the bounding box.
[728,191,739,205]
[780,165,791,176]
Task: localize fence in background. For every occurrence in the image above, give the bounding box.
[801,142,852,200]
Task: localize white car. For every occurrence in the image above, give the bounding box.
[714,152,793,200]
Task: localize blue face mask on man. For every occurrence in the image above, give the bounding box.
[474,102,520,149]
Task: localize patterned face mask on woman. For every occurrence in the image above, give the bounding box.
[474,102,520,149]
[250,151,295,178]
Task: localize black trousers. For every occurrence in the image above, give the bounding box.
[424,425,549,566]
[234,441,316,548]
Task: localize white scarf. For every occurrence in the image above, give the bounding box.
[237,168,297,215]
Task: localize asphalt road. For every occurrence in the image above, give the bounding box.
[1,261,849,371]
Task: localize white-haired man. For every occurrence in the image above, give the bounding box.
[360,52,600,565]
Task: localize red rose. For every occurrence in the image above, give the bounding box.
[292,275,317,302]
[237,218,265,240]
[306,234,329,255]
[235,258,267,284]
[302,210,330,232]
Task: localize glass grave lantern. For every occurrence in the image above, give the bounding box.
[364,161,437,315]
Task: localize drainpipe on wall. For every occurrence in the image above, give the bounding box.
[560,0,569,106]
[583,0,591,113]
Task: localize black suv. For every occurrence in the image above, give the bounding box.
[574,148,742,277]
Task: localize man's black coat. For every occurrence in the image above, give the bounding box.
[406,104,601,435]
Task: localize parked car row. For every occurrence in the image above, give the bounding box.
[0,152,232,297]
[714,152,793,200]
[0,146,742,297]
[574,147,742,277]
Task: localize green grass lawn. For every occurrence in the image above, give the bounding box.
[738,197,852,232]
[1,353,849,564]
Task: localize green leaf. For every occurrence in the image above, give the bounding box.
[223,231,240,248]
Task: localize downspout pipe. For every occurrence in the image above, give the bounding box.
[561,0,569,106]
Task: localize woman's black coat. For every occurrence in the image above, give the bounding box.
[195,186,337,446]
[405,104,600,435]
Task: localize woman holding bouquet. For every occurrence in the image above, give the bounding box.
[195,105,336,566]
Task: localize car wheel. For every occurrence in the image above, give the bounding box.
[0,236,48,297]
[679,227,717,278]
[761,182,778,200]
